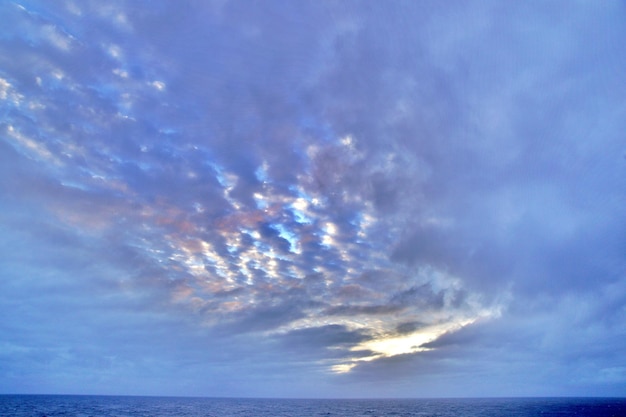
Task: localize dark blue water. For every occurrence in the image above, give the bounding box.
[1,395,625,417]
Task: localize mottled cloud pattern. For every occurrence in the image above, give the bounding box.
[0,0,625,397]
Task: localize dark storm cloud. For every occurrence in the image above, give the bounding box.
[1,0,625,398]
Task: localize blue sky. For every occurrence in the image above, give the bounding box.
[1,0,625,398]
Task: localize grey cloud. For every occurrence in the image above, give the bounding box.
[274,324,373,360]
[324,304,401,317]
[395,321,428,335]
[390,283,445,310]
[215,291,313,334]
[258,222,292,255]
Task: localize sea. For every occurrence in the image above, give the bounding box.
[1,395,625,417]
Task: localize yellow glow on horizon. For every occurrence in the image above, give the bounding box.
[357,332,435,357]
[358,319,475,358]
[331,363,357,374]
[325,317,483,374]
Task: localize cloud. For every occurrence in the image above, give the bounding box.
[274,324,373,361]
[0,0,624,397]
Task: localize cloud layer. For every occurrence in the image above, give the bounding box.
[1,0,625,397]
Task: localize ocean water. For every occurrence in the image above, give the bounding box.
[1,395,625,417]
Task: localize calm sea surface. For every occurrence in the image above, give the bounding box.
[1,395,625,417]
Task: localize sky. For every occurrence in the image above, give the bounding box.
[0,0,625,399]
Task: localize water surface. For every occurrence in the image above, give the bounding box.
[1,395,625,416]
